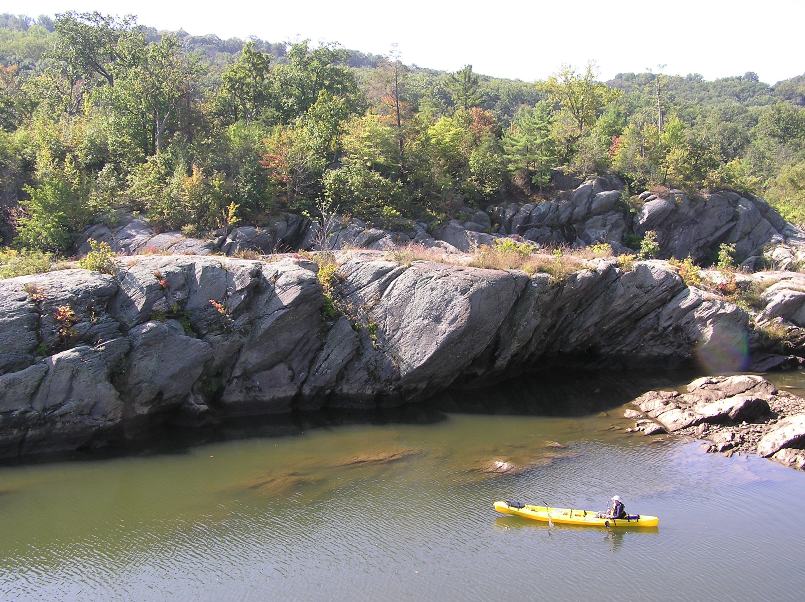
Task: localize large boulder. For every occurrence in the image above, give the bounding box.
[758,283,805,327]
[757,414,805,457]
[433,220,498,252]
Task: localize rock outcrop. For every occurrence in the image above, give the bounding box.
[629,375,805,470]
[79,213,312,258]
[0,252,750,459]
[77,178,805,273]
[634,189,800,266]
[490,176,628,249]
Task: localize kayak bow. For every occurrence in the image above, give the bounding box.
[494,500,659,528]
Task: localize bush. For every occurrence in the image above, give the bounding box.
[15,167,90,253]
[716,243,736,270]
[128,157,229,232]
[617,254,636,271]
[313,252,341,319]
[670,256,702,287]
[590,242,613,257]
[704,159,761,196]
[638,230,660,259]
[323,162,406,225]
[78,239,118,274]
[0,248,54,279]
[493,237,533,257]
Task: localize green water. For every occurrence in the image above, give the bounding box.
[1,372,805,601]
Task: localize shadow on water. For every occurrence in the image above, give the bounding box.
[436,368,698,417]
[1,368,699,467]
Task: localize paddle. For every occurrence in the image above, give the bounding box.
[542,501,554,527]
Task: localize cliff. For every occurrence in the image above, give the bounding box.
[0,251,750,459]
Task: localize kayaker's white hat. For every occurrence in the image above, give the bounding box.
[612,495,621,501]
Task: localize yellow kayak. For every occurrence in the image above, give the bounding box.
[494,500,659,528]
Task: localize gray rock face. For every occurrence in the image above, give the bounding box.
[77,178,803,273]
[0,340,130,457]
[490,177,627,247]
[79,213,310,258]
[121,321,213,417]
[0,253,757,459]
[80,219,218,256]
[757,415,805,457]
[0,269,121,376]
[635,190,799,265]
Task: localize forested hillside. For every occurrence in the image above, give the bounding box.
[0,12,803,256]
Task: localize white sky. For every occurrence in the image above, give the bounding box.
[4,0,803,84]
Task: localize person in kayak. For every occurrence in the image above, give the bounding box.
[607,495,626,519]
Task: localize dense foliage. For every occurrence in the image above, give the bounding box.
[1,12,803,253]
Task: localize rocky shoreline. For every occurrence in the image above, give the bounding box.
[627,375,805,470]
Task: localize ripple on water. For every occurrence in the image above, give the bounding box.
[1,398,805,600]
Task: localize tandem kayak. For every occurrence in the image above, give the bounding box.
[493,500,659,528]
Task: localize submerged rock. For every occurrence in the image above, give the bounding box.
[332,448,420,467]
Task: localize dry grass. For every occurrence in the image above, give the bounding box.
[388,244,459,267]
[385,240,605,282]
[756,320,794,353]
[230,249,263,260]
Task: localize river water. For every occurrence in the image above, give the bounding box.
[1,371,805,601]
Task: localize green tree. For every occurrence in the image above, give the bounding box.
[109,35,201,154]
[542,64,620,139]
[271,41,364,123]
[217,41,272,123]
[51,12,137,87]
[448,64,481,111]
[502,102,559,188]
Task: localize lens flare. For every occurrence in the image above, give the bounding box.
[695,323,749,373]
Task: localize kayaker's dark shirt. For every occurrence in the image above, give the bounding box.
[611,500,626,518]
